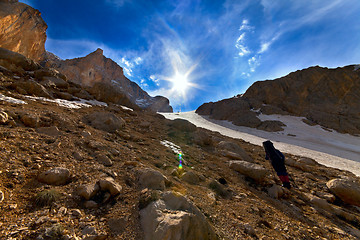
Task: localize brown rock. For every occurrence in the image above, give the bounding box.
[21,113,39,128]
[83,111,125,133]
[36,126,61,137]
[326,178,360,206]
[229,160,268,182]
[98,178,122,196]
[0,1,47,61]
[38,167,70,185]
[217,141,254,163]
[0,111,8,124]
[77,183,100,200]
[138,168,166,190]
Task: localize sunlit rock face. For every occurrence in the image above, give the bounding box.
[197,65,360,135]
[45,48,173,112]
[0,0,47,62]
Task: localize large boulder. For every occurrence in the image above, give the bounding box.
[217,141,253,163]
[38,167,70,185]
[0,47,40,72]
[229,160,269,182]
[83,111,125,133]
[138,168,167,191]
[0,1,47,61]
[140,191,218,240]
[326,178,360,206]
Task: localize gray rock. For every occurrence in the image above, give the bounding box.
[217,141,254,163]
[138,168,166,190]
[98,178,122,196]
[140,191,218,240]
[181,171,200,185]
[83,112,125,133]
[268,184,284,199]
[230,160,268,182]
[327,178,360,206]
[96,154,113,167]
[84,200,98,209]
[77,183,100,200]
[36,126,61,137]
[38,167,70,185]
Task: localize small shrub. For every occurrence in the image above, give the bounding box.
[43,224,64,240]
[34,189,59,207]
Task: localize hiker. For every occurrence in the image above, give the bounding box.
[262,140,291,189]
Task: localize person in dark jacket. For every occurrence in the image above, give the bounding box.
[263,140,291,189]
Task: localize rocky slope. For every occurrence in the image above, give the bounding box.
[197,65,360,135]
[2,50,360,240]
[0,0,172,113]
[0,0,47,62]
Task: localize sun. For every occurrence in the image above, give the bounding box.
[171,72,189,93]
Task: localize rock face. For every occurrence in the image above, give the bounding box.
[0,0,47,61]
[229,160,268,182]
[197,65,360,135]
[140,191,218,240]
[45,48,173,112]
[326,178,360,207]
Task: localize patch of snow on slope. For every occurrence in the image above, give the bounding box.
[0,94,27,104]
[161,111,360,176]
[25,96,107,109]
[160,140,182,154]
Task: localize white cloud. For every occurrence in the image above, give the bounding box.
[248,56,260,72]
[235,22,253,57]
[149,75,160,86]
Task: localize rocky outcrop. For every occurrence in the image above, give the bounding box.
[197,65,360,135]
[45,48,173,112]
[0,0,47,61]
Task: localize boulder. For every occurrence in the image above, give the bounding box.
[193,129,212,147]
[83,111,125,133]
[96,153,113,167]
[304,193,333,211]
[140,191,218,240]
[36,126,61,137]
[217,141,253,163]
[229,160,268,182]
[326,178,360,206]
[38,167,70,185]
[170,119,197,132]
[98,177,122,196]
[181,171,199,185]
[20,113,39,128]
[268,184,284,199]
[41,76,68,89]
[13,80,53,98]
[138,168,167,190]
[77,183,100,200]
[0,111,8,124]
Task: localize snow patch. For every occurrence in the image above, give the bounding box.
[120,105,133,111]
[0,94,27,104]
[160,140,182,154]
[161,111,360,176]
[25,96,107,109]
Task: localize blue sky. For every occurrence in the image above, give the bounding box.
[21,0,360,111]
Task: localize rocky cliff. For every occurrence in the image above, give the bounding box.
[0,0,172,112]
[44,48,173,112]
[0,0,47,62]
[197,65,360,135]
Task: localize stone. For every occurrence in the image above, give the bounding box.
[83,112,125,133]
[217,141,254,163]
[0,1,47,61]
[96,153,113,167]
[38,167,70,185]
[13,80,52,98]
[0,190,4,202]
[98,178,122,196]
[140,191,218,240]
[36,126,61,137]
[315,192,336,203]
[20,113,39,128]
[77,183,100,200]
[41,76,68,88]
[71,209,82,218]
[229,160,269,182]
[193,129,212,147]
[268,184,284,199]
[297,157,318,166]
[0,111,8,124]
[304,193,333,211]
[326,178,360,206]
[82,226,96,236]
[208,179,231,199]
[138,168,167,190]
[73,152,83,161]
[84,200,98,209]
[181,171,200,185]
